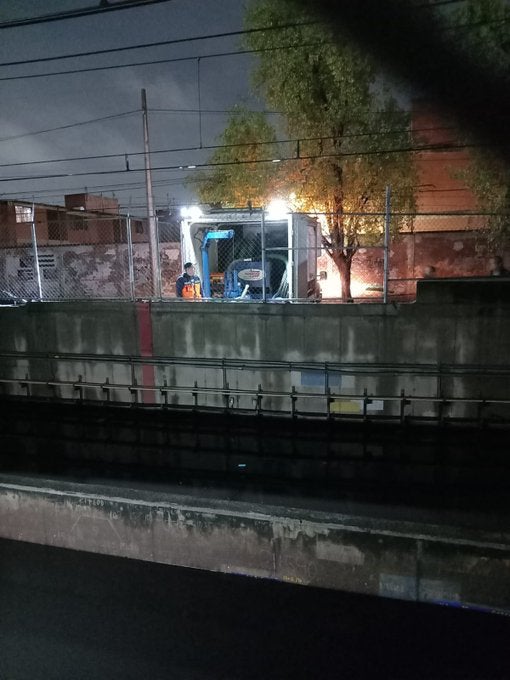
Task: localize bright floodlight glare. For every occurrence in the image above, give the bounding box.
[188,206,203,220]
[266,199,289,220]
[180,206,203,220]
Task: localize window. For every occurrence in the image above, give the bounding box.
[15,205,32,223]
[134,220,144,234]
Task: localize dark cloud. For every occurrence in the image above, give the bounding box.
[0,0,254,213]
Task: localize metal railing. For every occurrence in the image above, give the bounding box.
[1,350,509,426]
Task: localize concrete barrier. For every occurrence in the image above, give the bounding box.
[1,475,509,614]
[0,279,508,420]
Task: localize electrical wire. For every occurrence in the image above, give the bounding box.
[0,0,177,30]
[1,146,476,202]
[1,14,505,84]
[1,173,200,201]
[0,125,458,169]
[0,140,505,184]
[0,42,325,83]
[0,22,318,68]
[0,111,139,143]
[0,7,501,72]
[149,107,283,115]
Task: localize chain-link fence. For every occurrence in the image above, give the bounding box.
[0,205,505,303]
[0,209,181,302]
[386,214,495,300]
[179,210,321,301]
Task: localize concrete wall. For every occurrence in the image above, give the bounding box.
[318,229,509,299]
[0,301,139,403]
[0,279,509,420]
[150,280,510,417]
[1,475,509,614]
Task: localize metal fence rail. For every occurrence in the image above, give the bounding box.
[1,351,508,426]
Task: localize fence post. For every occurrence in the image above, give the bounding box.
[126,214,135,301]
[30,201,43,300]
[383,185,391,304]
[260,209,267,302]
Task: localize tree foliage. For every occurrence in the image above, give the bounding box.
[189,107,284,208]
[447,0,510,247]
[192,0,417,298]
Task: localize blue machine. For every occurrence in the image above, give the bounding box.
[200,229,270,299]
[223,259,269,299]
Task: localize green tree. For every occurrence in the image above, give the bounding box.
[192,0,416,299]
[189,106,284,207]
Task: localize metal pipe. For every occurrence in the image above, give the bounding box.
[287,213,294,299]
[383,185,391,304]
[261,209,267,302]
[30,202,43,301]
[201,242,211,297]
[126,214,135,301]
[0,349,509,378]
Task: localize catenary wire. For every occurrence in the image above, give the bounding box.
[0,0,471,31]
[0,111,139,143]
[0,6,503,73]
[0,0,177,29]
[1,25,504,87]
[0,42,326,82]
[0,7,502,70]
[0,125,459,169]
[0,140,506,184]
[0,22,318,68]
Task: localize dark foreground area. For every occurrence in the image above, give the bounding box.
[1,539,509,680]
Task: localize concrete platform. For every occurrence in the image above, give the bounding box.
[1,472,509,615]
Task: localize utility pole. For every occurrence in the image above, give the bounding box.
[141,88,161,298]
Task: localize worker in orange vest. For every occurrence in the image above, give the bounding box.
[176,262,203,299]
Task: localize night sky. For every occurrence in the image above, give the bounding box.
[0,0,257,214]
[2,2,507,218]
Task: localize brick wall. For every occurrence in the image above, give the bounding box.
[318,230,509,300]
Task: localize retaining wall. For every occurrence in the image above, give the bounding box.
[0,279,508,420]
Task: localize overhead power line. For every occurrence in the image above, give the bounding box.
[149,108,283,116]
[0,15,505,84]
[0,140,505,184]
[2,173,197,201]
[1,149,470,201]
[0,43,321,83]
[0,110,139,143]
[0,125,459,170]
[0,0,176,30]
[0,0,466,29]
[0,23,317,68]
